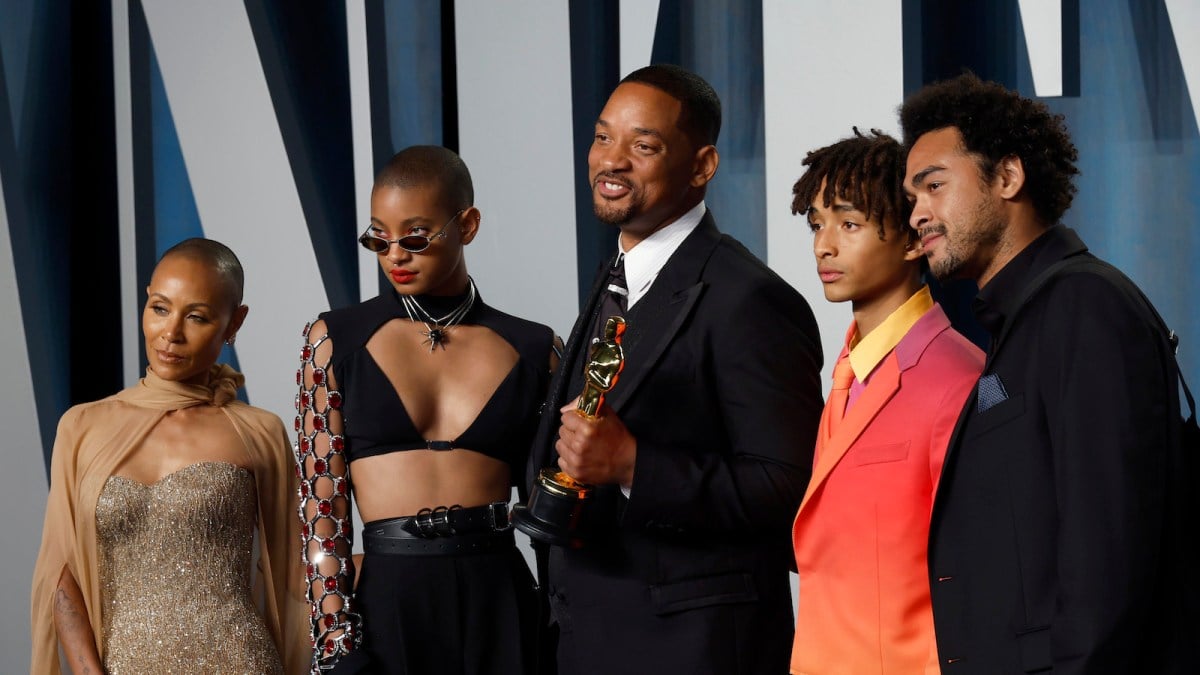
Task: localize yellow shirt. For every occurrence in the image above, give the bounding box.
[848,286,935,382]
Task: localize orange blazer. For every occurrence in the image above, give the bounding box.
[791,305,983,675]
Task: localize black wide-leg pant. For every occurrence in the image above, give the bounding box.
[331,539,538,675]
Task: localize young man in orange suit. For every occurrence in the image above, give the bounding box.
[788,129,984,674]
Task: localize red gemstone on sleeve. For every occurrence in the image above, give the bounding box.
[313,368,326,385]
[318,500,333,516]
[327,391,343,409]
[313,415,326,432]
[301,344,313,361]
[313,458,328,474]
[331,435,345,451]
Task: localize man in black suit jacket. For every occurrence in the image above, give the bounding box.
[902,73,1197,673]
[526,64,823,674]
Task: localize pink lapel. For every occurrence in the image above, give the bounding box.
[795,306,953,515]
[798,354,901,514]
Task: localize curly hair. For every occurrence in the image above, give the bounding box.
[791,128,913,241]
[899,72,1079,225]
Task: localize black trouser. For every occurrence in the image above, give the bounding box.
[332,528,538,675]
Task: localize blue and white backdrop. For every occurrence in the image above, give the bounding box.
[2,1,1196,668]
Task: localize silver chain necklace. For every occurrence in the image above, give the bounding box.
[400,277,477,352]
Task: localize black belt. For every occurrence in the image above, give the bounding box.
[362,502,514,556]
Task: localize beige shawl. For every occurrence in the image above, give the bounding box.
[30,365,308,674]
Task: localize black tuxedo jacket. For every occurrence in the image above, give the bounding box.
[928,226,1197,673]
[528,212,823,674]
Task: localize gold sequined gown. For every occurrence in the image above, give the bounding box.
[95,461,284,674]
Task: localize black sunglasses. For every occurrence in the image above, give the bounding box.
[358,210,465,254]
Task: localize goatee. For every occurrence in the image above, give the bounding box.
[594,200,633,226]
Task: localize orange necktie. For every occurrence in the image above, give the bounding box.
[821,357,855,441]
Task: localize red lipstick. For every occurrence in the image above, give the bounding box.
[390,268,417,284]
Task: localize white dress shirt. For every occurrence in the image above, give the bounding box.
[618,201,707,309]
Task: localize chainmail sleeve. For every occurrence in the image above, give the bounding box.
[295,320,361,672]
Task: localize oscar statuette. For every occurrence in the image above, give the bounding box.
[512,316,627,548]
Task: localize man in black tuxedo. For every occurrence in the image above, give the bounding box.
[902,73,1197,673]
[526,64,823,674]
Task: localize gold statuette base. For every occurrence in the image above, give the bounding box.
[512,316,626,548]
[511,468,592,548]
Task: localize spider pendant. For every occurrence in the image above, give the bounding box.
[421,328,449,352]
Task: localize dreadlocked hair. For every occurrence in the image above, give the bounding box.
[790,127,913,242]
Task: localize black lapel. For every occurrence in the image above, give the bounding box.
[527,255,613,482]
[604,213,722,413]
[931,226,1090,520]
[553,255,614,408]
[931,387,976,510]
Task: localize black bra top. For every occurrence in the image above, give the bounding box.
[318,289,553,475]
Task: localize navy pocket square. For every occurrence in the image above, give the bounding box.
[976,373,1009,413]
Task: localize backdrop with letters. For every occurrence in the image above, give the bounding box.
[2,1,1196,668]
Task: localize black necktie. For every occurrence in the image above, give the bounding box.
[594,254,628,337]
[590,252,628,341]
[568,255,629,400]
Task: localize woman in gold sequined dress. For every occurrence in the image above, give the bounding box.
[31,239,306,674]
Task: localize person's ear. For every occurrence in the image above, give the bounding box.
[995,154,1025,200]
[226,304,249,342]
[459,207,482,245]
[690,145,719,188]
[903,238,924,262]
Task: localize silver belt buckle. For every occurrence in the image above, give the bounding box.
[488,502,512,531]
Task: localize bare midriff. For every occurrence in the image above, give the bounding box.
[350,449,512,522]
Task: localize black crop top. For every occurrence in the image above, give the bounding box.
[317,290,553,476]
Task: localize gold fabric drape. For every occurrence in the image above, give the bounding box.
[30,365,308,674]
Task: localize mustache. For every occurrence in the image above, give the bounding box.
[918,224,947,239]
[593,172,632,189]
